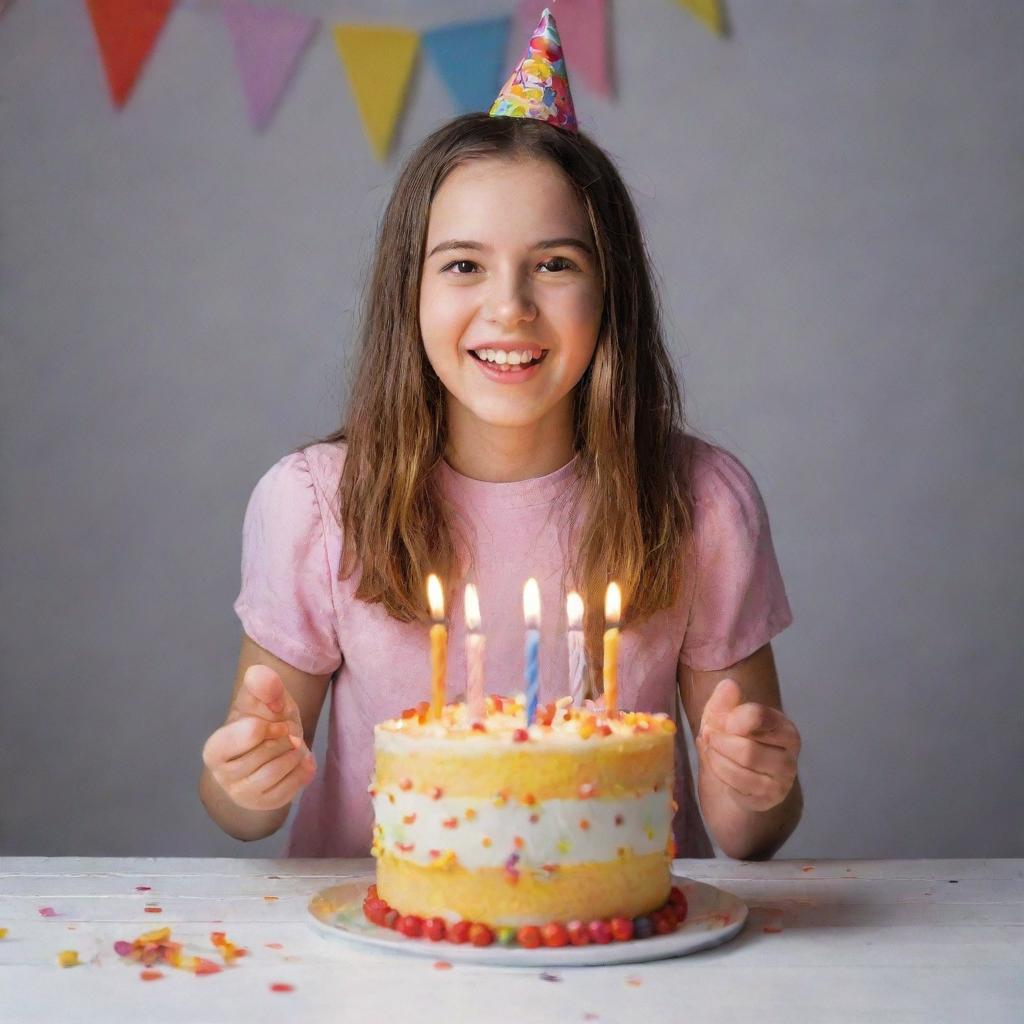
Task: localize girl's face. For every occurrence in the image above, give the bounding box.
[419,157,604,433]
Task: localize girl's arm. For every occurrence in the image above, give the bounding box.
[199,635,331,841]
[679,642,803,860]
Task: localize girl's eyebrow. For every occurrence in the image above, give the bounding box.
[427,237,594,258]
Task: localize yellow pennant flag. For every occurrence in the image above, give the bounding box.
[674,0,728,37]
[333,25,419,162]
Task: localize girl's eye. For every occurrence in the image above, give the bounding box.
[441,257,576,275]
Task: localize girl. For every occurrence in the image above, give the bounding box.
[200,32,801,861]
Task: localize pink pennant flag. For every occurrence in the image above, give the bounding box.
[513,0,609,98]
[222,1,319,131]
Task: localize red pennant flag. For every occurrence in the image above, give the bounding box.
[85,0,175,109]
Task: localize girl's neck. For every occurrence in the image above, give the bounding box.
[444,404,575,483]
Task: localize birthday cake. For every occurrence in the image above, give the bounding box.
[364,695,684,944]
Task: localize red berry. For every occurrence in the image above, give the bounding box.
[517,925,542,949]
[587,920,612,944]
[513,728,529,743]
[398,915,423,938]
[541,922,569,947]
[566,920,590,946]
[382,909,399,929]
[367,884,378,899]
[661,905,679,929]
[668,887,688,920]
[424,917,446,942]
[446,921,471,944]
[609,917,634,942]
[653,910,674,935]
[468,923,494,947]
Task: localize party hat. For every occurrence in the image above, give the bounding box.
[489,7,578,133]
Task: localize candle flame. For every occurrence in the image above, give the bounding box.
[523,577,541,628]
[566,590,584,629]
[427,573,444,621]
[605,581,621,625]
[464,583,481,631]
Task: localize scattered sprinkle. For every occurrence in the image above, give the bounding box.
[539,972,562,983]
[57,950,80,968]
[800,865,814,873]
[139,969,164,981]
[0,929,7,940]
[135,886,152,892]
[626,975,643,987]
[762,925,783,934]
[263,896,279,903]
[144,906,163,914]
[38,907,59,918]
[433,960,453,970]
[948,879,959,884]
[270,982,295,993]
[264,942,284,950]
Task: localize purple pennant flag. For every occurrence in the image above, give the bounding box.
[222,1,319,131]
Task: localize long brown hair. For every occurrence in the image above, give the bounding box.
[304,113,699,696]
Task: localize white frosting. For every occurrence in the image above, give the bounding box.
[373,787,672,870]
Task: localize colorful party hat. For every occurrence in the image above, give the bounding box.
[489,7,578,133]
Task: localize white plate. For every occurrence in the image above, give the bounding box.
[308,871,747,966]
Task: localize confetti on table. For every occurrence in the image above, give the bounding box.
[433,960,452,970]
[57,950,80,968]
[135,885,152,892]
[270,982,295,993]
[140,969,164,981]
[144,906,163,914]
[38,907,59,918]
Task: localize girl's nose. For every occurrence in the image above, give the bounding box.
[484,276,537,328]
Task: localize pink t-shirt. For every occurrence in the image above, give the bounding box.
[233,435,793,858]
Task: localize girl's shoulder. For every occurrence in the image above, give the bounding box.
[672,430,768,527]
[250,440,349,529]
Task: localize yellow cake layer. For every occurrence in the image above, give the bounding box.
[377,850,671,927]
[374,736,672,802]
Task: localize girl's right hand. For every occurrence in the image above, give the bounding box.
[202,664,317,811]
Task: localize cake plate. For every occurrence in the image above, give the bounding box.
[308,871,747,966]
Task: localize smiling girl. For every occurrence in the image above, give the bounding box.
[199,14,802,862]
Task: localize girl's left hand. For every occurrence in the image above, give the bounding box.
[696,678,801,812]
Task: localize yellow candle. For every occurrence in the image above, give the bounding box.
[603,582,621,716]
[427,574,446,719]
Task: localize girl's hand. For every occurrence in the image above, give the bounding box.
[696,678,800,813]
[202,664,317,811]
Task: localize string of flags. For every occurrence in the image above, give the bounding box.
[78,0,727,161]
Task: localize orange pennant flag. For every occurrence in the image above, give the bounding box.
[333,24,419,162]
[674,0,728,38]
[85,0,175,108]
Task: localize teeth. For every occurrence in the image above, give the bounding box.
[475,348,541,366]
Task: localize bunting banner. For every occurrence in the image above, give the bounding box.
[421,17,512,117]
[222,1,319,132]
[85,0,174,108]
[512,0,610,99]
[78,0,730,158]
[332,24,419,163]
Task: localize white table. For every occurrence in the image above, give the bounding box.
[0,858,1020,1022]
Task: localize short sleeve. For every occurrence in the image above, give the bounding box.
[233,451,343,676]
[679,442,794,671]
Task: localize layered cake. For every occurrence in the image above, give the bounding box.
[367,694,680,935]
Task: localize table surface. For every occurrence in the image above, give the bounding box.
[0,857,1020,1023]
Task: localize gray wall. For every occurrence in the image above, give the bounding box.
[2,1,1021,859]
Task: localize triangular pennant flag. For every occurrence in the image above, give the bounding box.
[222,1,319,132]
[85,0,174,109]
[674,0,728,37]
[512,0,610,98]
[332,25,419,162]
[422,17,511,116]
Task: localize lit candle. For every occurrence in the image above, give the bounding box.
[523,578,541,726]
[464,583,486,721]
[567,590,587,707]
[427,573,447,719]
[603,582,621,716]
